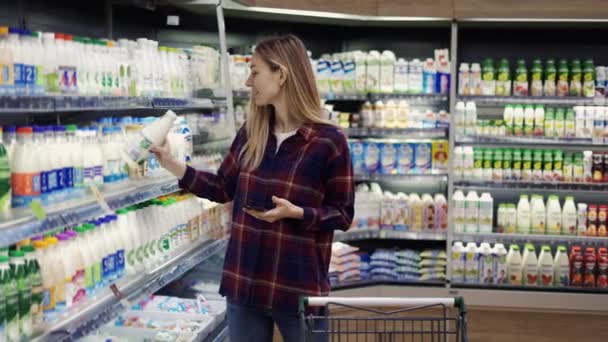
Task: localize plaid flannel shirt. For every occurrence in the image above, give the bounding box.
[179,122,354,312]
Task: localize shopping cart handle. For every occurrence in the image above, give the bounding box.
[300,296,466,312]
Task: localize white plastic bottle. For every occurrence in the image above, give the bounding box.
[469,63,482,95]
[408,59,423,94]
[353,51,367,93]
[11,126,41,208]
[524,105,535,136]
[503,105,514,135]
[513,105,525,136]
[453,146,464,180]
[517,195,531,234]
[458,63,470,95]
[533,106,545,136]
[463,146,474,180]
[455,101,466,136]
[396,100,409,129]
[478,193,494,233]
[394,58,408,93]
[465,101,477,136]
[507,244,523,285]
[380,50,396,93]
[124,110,177,166]
[365,51,381,93]
[451,241,466,283]
[553,245,570,287]
[330,58,344,94]
[537,245,554,286]
[421,193,435,231]
[522,244,539,286]
[384,100,397,129]
[373,101,386,129]
[453,190,466,233]
[434,193,448,232]
[380,191,394,230]
[478,242,494,284]
[422,58,437,94]
[493,243,508,284]
[464,191,480,233]
[530,194,546,235]
[464,242,479,283]
[562,196,577,235]
[408,193,423,232]
[546,195,562,235]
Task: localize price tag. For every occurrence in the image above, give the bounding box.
[89,184,113,214]
[110,283,132,309]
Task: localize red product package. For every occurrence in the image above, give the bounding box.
[584,247,597,288]
[597,248,608,288]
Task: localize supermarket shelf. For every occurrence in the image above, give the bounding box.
[454,232,608,246]
[451,282,608,295]
[346,127,448,139]
[331,284,608,313]
[354,173,448,182]
[0,95,218,113]
[454,179,608,192]
[331,278,445,291]
[206,319,228,342]
[234,90,448,104]
[456,135,608,151]
[34,237,229,341]
[0,177,180,247]
[193,136,233,154]
[456,95,602,106]
[334,228,446,242]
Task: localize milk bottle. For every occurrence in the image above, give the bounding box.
[124,110,177,166]
[465,102,477,136]
[421,194,435,231]
[538,245,554,286]
[408,59,423,94]
[530,194,546,235]
[55,233,75,312]
[434,194,448,232]
[478,242,494,284]
[478,193,493,233]
[464,191,479,233]
[11,126,40,208]
[554,245,570,286]
[32,240,53,328]
[451,241,466,283]
[522,244,539,286]
[32,126,51,206]
[546,195,562,235]
[507,244,523,285]
[562,196,577,235]
[493,243,508,284]
[453,190,466,233]
[53,126,73,199]
[394,58,408,93]
[365,51,381,93]
[380,50,396,93]
[408,193,423,232]
[455,101,466,136]
[66,125,84,197]
[517,195,531,234]
[21,246,43,333]
[464,242,479,283]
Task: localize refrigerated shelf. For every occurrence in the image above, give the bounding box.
[33,237,229,341]
[451,282,608,295]
[454,232,608,246]
[454,179,608,192]
[456,95,601,106]
[331,278,445,291]
[335,228,447,242]
[0,177,180,247]
[346,127,448,139]
[455,135,608,151]
[354,173,448,182]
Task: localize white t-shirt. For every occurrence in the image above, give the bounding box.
[274,129,298,154]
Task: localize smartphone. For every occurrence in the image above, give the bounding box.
[244,203,267,212]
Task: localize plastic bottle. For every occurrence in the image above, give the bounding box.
[583,247,597,287]
[517,195,531,234]
[529,194,546,235]
[408,193,423,232]
[522,244,539,286]
[433,193,447,232]
[464,242,479,284]
[482,149,493,181]
[479,242,494,284]
[503,105,514,135]
[473,148,483,180]
[583,59,596,98]
[9,250,31,337]
[453,190,466,233]
[532,105,545,137]
[396,100,409,129]
[544,195,562,235]
[353,51,367,93]
[464,191,479,233]
[469,63,481,96]
[1,255,19,342]
[544,59,557,96]
[512,105,524,136]
[538,245,554,286]
[492,149,503,181]
[124,110,177,166]
[557,59,569,97]
[455,101,466,136]
[495,58,511,96]
[66,125,85,197]
[493,243,508,284]
[421,193,435,231]
[465,101,477,136]
[451,242,466,283]
[384,100,397,129]
[480,58,495,96]
[530,59,543,96]
[513,59,529,96]
[561,196,577,236]
[0,27,16,96]
[554,245,570,287]
[422,58,436,94]
[365,51,381,93]
[462,146,474,179]
[330,58,344,94]
[380,51,396,93]
[523,105,535,136]
[11,127,40,208]
[32,240,52,328]
[458,63,470,96]
[21,246,43,333]
[478,193,493,233]
[407,59,423,94]
[394,58,408,93]
[373,101,386,129]
[570,59,583,97]
[507,244,523,285]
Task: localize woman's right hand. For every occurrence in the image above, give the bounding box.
[150,140,187,179]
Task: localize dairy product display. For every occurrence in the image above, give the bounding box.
[458,58,595,98]
[311,49,449,95]
[0,26,220,97]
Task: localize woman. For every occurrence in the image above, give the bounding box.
[151,34,354,342]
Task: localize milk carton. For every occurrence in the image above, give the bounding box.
[363,140,380,174]
[349,140,365,175]
[379,141,397,175]
[414,141,432,174]
[396,141,415,174]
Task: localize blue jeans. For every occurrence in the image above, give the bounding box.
[227,300,328,342]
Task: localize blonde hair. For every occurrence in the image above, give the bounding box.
[242,34,330,171]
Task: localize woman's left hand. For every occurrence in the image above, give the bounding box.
[244,196,304,223]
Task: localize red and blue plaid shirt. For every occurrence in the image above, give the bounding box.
[179,122,354,312]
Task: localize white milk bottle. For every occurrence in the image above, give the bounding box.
[397,100,409,128]
[116,209,131,276]
[55,233,73,313]
[365,51,381,93]
[478,242,494,284]
[453,146,464,180]
[393,192,409,231]
[99,217,115,286]
[33,126,52,206]
[353,51,367,93]
[458,63,470,95]
[124,110,177,166]
[493,243,508,284]
[408,59,423,94]
[55,126,74,199]
[464,191,479,233]
[553,245,570,286]
[11,126,41,208]
[546,195,562,235]
[66,125,85,198]
[465,102,477,136]
[478,193,494,233]
[373,101,386,128]
[384,100,397,129]
[453,190,466,233]
[361,101,374,128]
[451,241,466,283]
[463,146,474,179]
[522,244,539,286]
[394,58,408,93]
[434,193,448,232]
[380,191,394,230]
[562,196,577,235]
[74,226,94,299]
[464,242,479,283]
[517,195,531,234]
[513,105,525,136]
[469,63,482,95]
[503,105,514,135]
[530,194,546,235]
[507,244,523,285]
[421,193,435,231]
[380,50,396,93]
[91,128,104,187]
[537,245,554,286]
[455,101,466,136]
[408,193,423,232]
[88,223,104,292]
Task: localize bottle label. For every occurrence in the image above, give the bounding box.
[63,167,74,189]
[84,265,94,292]
[73,167,84,188]
[102,254,116,282]
[116,250,125,273]
[55,168,65,192]
[14,63,24,86]
[93,262,102,288]
[84,166,95,185]
[11,172,41,207]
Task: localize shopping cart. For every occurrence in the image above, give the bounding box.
[299,296,468,342]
